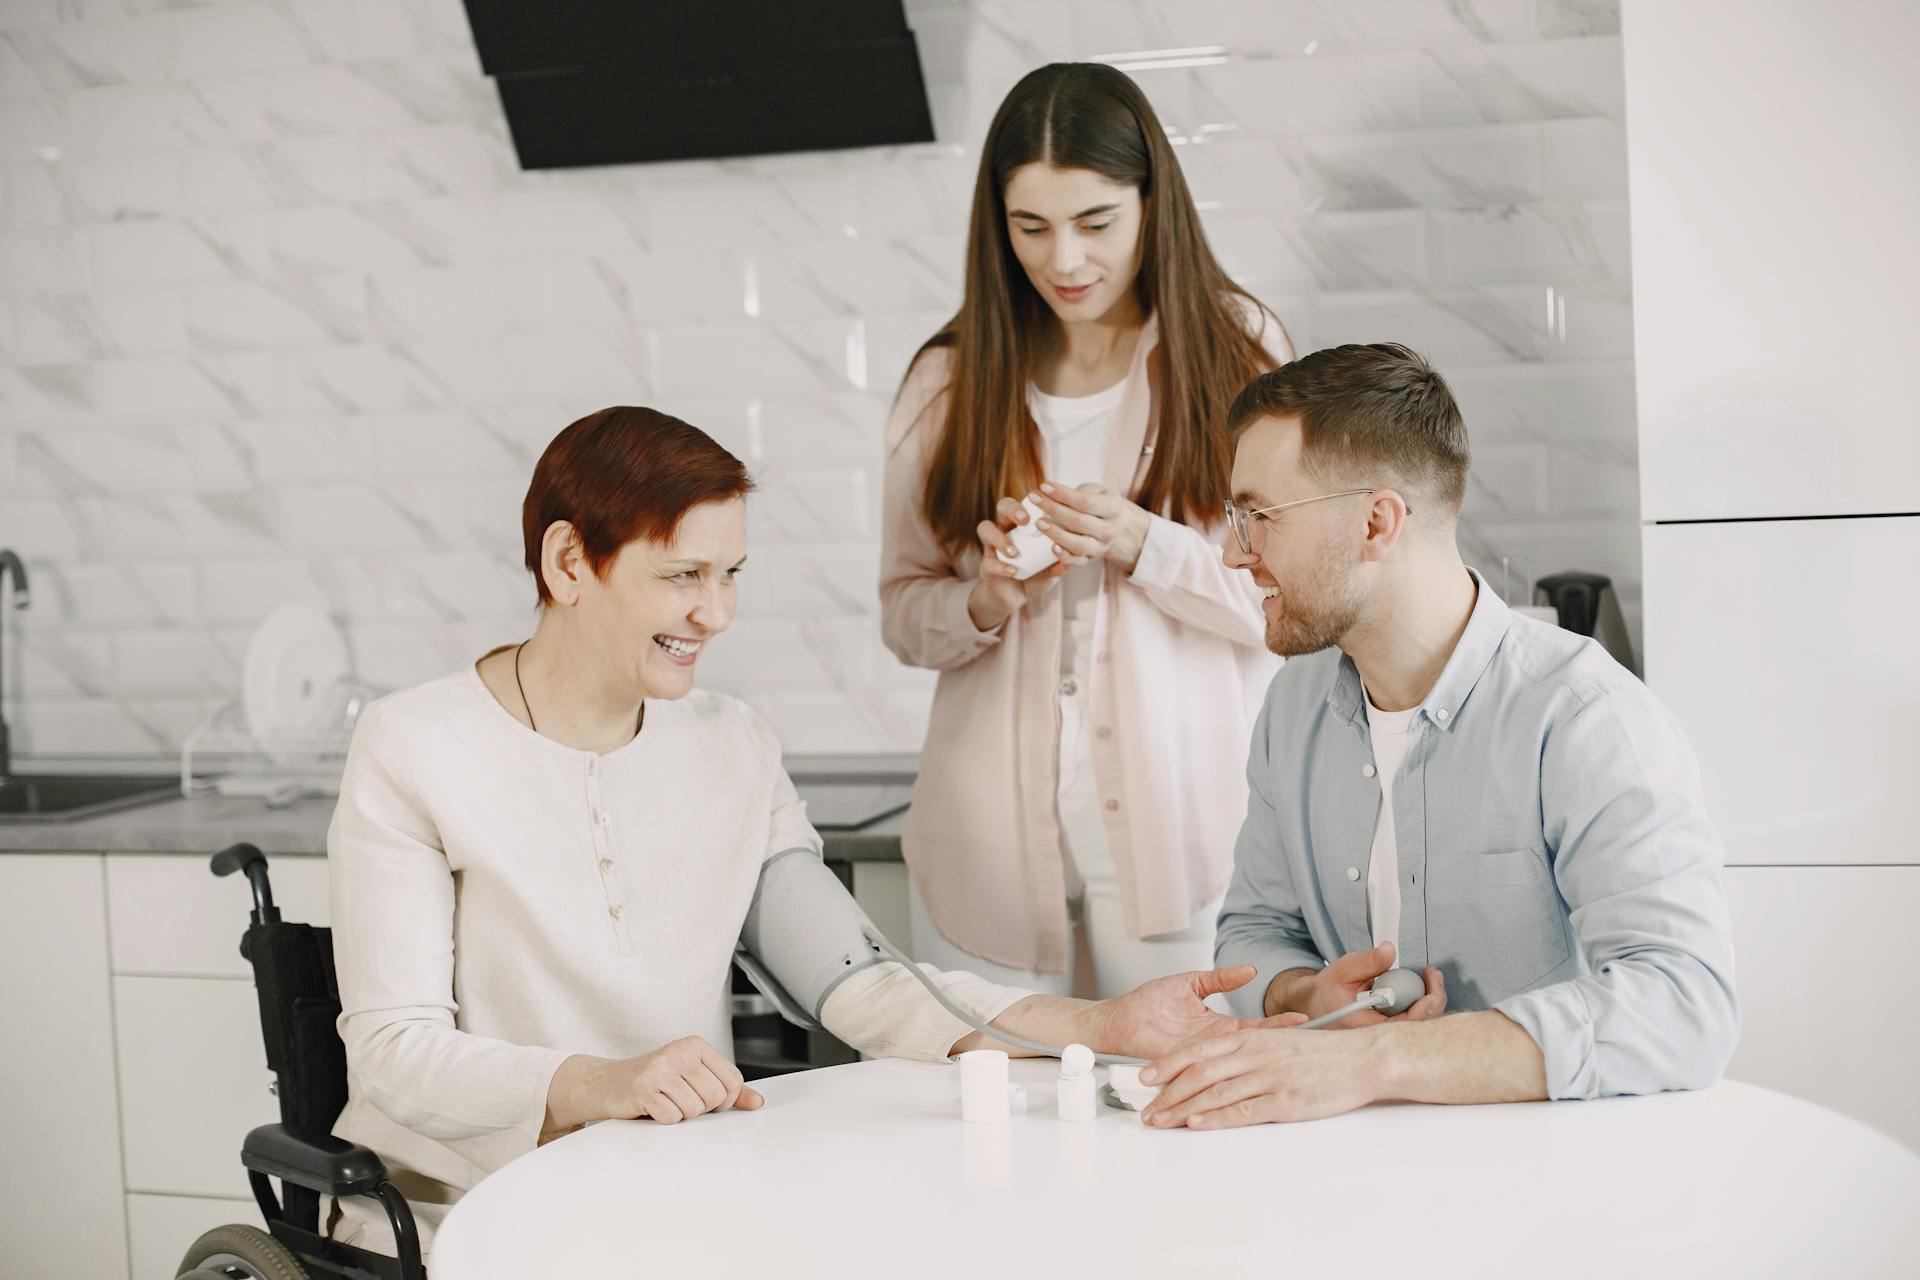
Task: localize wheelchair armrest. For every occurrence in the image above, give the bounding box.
[242,1123,388,1198]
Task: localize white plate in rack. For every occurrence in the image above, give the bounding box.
[241,604,352,758]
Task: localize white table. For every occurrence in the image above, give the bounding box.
[432,1059,1920,1279]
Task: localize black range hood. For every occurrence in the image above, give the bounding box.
[460,0,937,169]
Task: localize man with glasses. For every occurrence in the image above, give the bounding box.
[1134,343,1738,1130]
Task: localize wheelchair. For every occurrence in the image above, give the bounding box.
[174,840,835,1278]
[174,843,425,1280]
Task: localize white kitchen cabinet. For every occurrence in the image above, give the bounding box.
[1723,866,1920,1152]
[107,852,329,978]
[1624,0,1920,520]
[106,854,327,1205]
[0,856,130,1280]
[115,974,281,1199]
[126,1193,258,1280]
[1642,518,1920,867]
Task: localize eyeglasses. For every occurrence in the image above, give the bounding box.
[1223,489,1405,555]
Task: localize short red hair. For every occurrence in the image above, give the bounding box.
[522,406,754,605]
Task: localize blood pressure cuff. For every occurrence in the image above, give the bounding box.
[734,848,890,1030]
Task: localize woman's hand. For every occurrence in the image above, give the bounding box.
[615,1036,763,1124]
[967,495,1075,632]
[1028,482,1153,573]
[543,1036,763,1140]
[1080,965,1306,1062]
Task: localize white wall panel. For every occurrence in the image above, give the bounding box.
[1724,866,1920,1151]
[1643,518,1920,866]
[1625,0,1920,520]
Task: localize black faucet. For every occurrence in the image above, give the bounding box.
[0,549,29,783]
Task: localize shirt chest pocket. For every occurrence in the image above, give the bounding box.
[1426,847,1570,1006]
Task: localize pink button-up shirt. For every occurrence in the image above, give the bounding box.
[880,308,1292,973]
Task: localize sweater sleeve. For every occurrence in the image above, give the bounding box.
[819,963,1033,1062]
[328,702,571,1179]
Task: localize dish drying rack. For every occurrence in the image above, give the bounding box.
[179,693,367,805]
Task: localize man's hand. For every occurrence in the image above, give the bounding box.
[1082,965,1305,1061]
[1138,1006,1552,1128]
[1274,941,1447,1026]
[1138,1024,1386,1130]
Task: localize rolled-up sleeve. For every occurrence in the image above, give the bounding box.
[1494,689,1739,1100]
[1214,692,1327,1018]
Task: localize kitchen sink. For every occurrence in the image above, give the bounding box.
[0,772,178,823]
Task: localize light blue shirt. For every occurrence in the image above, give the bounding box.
[1216,571,1739,1099]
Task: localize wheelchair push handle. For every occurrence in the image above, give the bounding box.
[211,841,280,927]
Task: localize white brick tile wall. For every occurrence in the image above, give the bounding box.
[0,0,1638,758]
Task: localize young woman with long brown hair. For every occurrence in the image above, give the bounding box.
[881,63,1294,996]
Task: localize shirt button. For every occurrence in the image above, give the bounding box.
[1060,677,1078,696]
[593,809,609,826]
[1104,799,1119,812]
[1362,763,1376,778]
[608,904,623,920]
[1346,867,1360,881]
[1096,726,1112,740]
[1435,708,1450,722]
[599,857,614,874]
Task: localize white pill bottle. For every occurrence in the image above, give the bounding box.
[1057,1043,1096,1121]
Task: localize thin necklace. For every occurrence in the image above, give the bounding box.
[514,641,537,732]
[513,641,644,738]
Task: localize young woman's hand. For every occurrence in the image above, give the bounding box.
[967,495,1074,631]
[544,1036,763,1140]
[1027,483,1153,572]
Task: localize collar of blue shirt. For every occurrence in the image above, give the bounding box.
[1326,567,1512,734]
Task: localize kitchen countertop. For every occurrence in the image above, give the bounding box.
[0,776,909,862]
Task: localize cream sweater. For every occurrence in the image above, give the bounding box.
[326,667,1028,1254]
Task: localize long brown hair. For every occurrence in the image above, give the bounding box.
[910,62,1280,555]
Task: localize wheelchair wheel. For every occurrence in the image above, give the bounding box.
[176,1223,310,1280]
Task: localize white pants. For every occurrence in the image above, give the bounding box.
[908,688,1222,1001]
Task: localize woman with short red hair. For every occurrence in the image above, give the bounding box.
[322,406,1292,1258]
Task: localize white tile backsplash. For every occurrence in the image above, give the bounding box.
[0,0,1638,758]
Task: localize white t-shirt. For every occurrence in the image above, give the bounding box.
[1363,690,1420,951]
[1028,378,1124,678]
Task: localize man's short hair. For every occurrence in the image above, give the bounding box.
[1227,343,1470,513]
